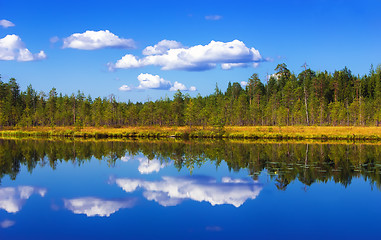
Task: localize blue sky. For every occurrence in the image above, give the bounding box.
[0,0,380,102]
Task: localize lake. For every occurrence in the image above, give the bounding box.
[0,138,380,239]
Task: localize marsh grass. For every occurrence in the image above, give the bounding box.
[1,126,381,141]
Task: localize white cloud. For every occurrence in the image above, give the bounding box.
[221,63,247,70]
[111,54,142,70]
[267,73,279,80]
[169,81,187,91]
[110,39,262,71]
[64,197,136,217]
[205,15,223,21]
[137,73,171,90]
[0,220,15,228]
[18,48,46,61]
[0,35,47,61]
[0,19,15,28]
[118,73,196,92]
[240,81,248,87]
[143,40,183,55]
[0,186,46,213]
[253,62,260,68]
[115,176,262,207]
[169,81,197,92]
[63,30,135,50]
[118,85,132,91]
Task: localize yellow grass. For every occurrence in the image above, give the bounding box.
[1,125,381,140]
[226,126,381,138]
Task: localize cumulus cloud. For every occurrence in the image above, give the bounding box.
[188,86,197,91]
[169,81,196,91]
[118,73,196,92]
[118,85,132,91]
[137,73,171,90]
[0,35,47,61]
[109,54,142,70]
[205,15,222,21]
[169,81,187,91]
[240,81,248,87]
[64,197,136,217]
[0,19,15,28]
[114,176,262,207]
[0,220,15,228]
[110,39,263,71]
[0,186,47,213]
[63,30,135,50]
[143,40,183,55]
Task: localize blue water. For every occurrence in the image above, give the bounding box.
[0,147,380,239]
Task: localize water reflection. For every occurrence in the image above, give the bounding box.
[121,156,169,174]
[1,139,381,239]
[0,220,15,228]
[64,197,136,217]
[1,138,381,190]
[114,176,262,207]
[0,186,46,213]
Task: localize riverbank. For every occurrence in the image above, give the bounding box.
[1,126,381,141]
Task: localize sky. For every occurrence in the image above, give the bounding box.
[0,0,380,102]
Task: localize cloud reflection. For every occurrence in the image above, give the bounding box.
[206,226,222,232]
[0,220,15,228]
[121,155,169,174]
[114,176,262,207]
[0,186,47,213]
[64,197,136,217]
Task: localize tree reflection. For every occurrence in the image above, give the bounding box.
[0,138,381,190]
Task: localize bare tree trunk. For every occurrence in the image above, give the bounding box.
[304,85,309,126]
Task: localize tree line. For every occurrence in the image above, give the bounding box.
[1,63,381,127]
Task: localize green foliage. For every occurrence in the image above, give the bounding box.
[1,63,381,127]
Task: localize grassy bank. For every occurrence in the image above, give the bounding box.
[1,126,381,141]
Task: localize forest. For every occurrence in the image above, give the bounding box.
[1,63,381,128]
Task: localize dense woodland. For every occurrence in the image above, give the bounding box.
[1,63,381,127]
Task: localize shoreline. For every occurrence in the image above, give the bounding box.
[1,126,381,141]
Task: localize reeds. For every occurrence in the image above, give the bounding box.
[1,126,381,141]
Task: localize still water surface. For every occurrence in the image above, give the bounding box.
[0,139,380,239]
